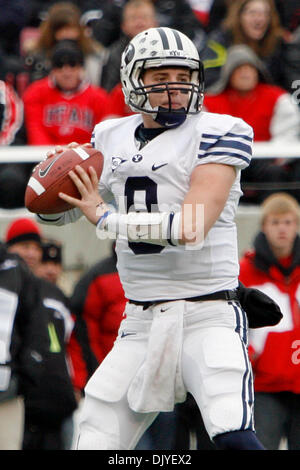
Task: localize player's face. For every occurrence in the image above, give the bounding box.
[240,0,271,41]
[142,67,192,111]
[7,241,42,272]
[262,212,298,256]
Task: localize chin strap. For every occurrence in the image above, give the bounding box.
[154,106,187,129]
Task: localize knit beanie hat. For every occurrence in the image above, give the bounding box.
[42,240,62,263]
[5,217,42,246]
[207,44,273,94]
[51,39,84,69]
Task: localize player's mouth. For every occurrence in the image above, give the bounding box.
[162,101,183,109]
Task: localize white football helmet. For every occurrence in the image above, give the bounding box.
[120,27,204,121]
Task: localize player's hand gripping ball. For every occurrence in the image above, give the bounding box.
[25,147,104,214]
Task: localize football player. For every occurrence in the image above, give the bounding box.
[38,27,264,450]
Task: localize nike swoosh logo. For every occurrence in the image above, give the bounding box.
[39,154,62,178]
[120,331,136,338]
[160,307,171,312]
[152,163,168,171]
[164,122,178,127]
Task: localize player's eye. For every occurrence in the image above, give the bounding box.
[178,75,190,83]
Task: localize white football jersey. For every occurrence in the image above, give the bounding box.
[39,111,253,301]
[94,111,253,300]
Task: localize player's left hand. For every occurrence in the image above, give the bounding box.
[58,165,106,225]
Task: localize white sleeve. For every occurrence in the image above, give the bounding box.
[270,93,300,141]
[196,118,253,170]
[36,208,83,226]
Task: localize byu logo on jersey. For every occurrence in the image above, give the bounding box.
[132,154,143,163]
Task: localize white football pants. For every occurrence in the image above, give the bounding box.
[77,299,254,450]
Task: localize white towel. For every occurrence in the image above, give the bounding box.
[127,300,187,413]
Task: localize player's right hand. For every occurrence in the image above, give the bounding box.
[45,142,93,160]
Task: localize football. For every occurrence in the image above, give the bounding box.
[25,147,104,214]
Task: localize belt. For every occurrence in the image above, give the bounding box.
[128,289,239,310]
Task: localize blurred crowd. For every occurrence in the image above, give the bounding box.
[0,1,300,451]
[0,0,300,206]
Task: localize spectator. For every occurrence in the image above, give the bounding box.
[205,0,232,32]
[92,0,206,54]
[5,217,77,450]
[274,0,300,34]
[239,192,300,449]
[36,239,63,285]
[0,79,29,210]
[0,0,26,56]
[100,0,159,92]
[0,241,46,450]
[0,0,27,94]
[203,45,300,204]
[0,80,24,145]
[204,45,300,141]
[24,2,107,86]
[36,237,77,449]
[23,39,109,145]
[202,0,286,89]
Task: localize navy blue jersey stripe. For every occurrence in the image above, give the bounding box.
[198,151,251,164]
[172,29,183,50]
[226,132,253,142]
[157,28,170,49]
[201,133,222,140]
[200,139,252,155]
[201,132,252,142]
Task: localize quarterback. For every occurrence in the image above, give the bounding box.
[38,27,264,450]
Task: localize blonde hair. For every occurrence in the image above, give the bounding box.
[261,192,300,226]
